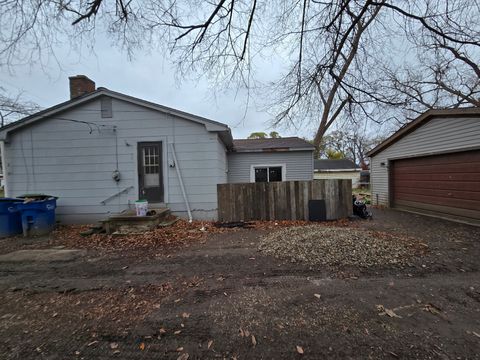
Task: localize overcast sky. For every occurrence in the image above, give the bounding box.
[1,36,317,140]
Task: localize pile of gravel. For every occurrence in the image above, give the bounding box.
[259,226,418,267]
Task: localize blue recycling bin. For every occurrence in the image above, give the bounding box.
[0,198,23,238]
[16,196,57,236]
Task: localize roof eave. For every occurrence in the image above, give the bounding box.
[218,130,234,149]
[232,147,314,153]
[0,88,232,140]
[367,107,480,157]
[0,89,105,140]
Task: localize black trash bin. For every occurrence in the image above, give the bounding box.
[308,200,327,221]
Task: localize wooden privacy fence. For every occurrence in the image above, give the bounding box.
[217,180,352,222]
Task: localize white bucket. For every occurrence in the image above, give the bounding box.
[135,200,148,216]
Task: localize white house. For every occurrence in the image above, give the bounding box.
[313,159,362,188]
[0,76,314,223]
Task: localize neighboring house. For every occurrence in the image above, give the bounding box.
[314,159,362,187]
[367,107,480,225]
[0,75,314,223]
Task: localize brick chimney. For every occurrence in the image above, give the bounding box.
[69,75,96,99]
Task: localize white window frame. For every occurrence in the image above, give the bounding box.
[250,164,286,183]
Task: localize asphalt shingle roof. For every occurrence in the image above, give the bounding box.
[314,159,359,170]
[232,137,314,152]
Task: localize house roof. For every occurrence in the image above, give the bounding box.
[232,137,315,152]
[366,107,480,157]
[0,88,233,146]
[314,159,360,171]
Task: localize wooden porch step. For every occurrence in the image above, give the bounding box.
[108,207,170,221]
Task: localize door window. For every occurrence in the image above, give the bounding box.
[143,146,160,187]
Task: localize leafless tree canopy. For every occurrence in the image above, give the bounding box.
[318,128,386,166]
[1,0,479,146]
[0,88,41,126]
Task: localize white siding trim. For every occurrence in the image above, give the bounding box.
[249,163,286,183]
[0,141,8,196]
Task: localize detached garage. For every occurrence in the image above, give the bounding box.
[368,108,480,226]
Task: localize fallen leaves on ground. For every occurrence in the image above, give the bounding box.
[49,219,354,251]
[422,303,449,321]
[376,301,453,322]
[250,218,352,230]
[376,305,402,318]
[259,226,425,267]
[239,328,252,338]
[50,220,233,251]
[8,283,174,336]
[422,303,442,315]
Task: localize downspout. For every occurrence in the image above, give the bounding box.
[0,141,8,197]
[169,143,193,222]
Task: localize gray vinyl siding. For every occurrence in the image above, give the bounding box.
[370,116,480,206]
[227,151,314,183]
[2,97,228,223]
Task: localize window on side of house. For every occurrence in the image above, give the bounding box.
[254,168,268,182]
[268,167,282,181]
[253,165,284,182]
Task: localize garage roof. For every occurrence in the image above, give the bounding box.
[367,107,480,157]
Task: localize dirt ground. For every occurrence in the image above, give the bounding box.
[0,208,479,359]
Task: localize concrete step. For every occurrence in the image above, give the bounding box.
[101,207,170,234]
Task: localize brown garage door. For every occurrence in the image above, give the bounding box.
[390,150,480,223]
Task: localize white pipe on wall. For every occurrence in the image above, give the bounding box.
[169,143,193,222]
